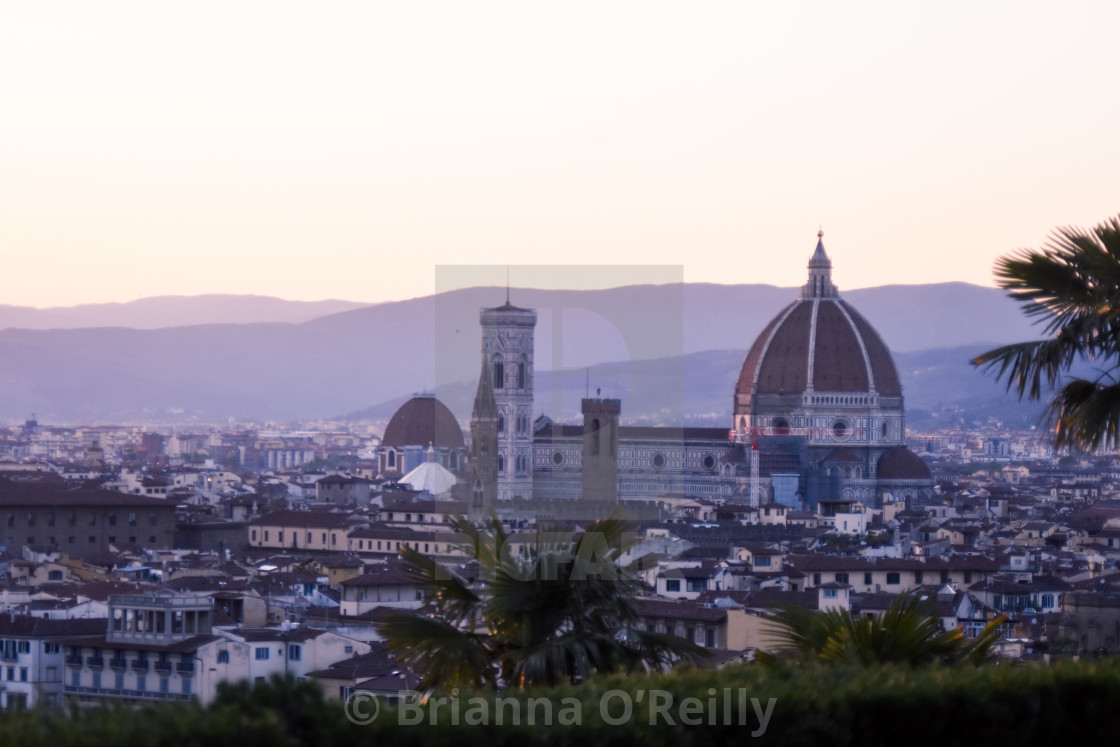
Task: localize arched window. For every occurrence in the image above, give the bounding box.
[498,455,505,473]
[493,361,504,390]
[498,415,505,433]
[518,362,526,388]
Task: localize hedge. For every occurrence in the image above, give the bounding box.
[1,660,1119,746]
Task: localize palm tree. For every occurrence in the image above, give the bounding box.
[375,514,707,691]
[973,215,1120,451]
[758,591,1006,667]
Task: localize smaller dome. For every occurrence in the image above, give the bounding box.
[877,447,931,480]
[383,395,464,449]
[400,460,458,496]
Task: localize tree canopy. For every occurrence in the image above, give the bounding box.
[375,514,708,691]
[758,590,1005,667]
[973,214,1120,451]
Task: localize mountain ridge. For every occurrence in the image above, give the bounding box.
[0,295,368,331]
[0,282,1042,423]
[345,344,1046,431]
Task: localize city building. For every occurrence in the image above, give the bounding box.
[60,592,230,706]
[0,480,177,557]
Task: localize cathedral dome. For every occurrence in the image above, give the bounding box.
[735,233,901,401]
[877,446,932,480]
[383,395,464,449]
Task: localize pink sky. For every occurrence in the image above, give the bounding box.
[2,1,1118,307]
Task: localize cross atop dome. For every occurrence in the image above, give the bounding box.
[802,229,838,298]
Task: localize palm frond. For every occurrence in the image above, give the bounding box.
[624,628,712,670]
[758,591,1000,668]
[1045,379,1120,451]
[375,613,492,690]
[971,337,1080,401]
[396,545,481,624]
[955,615,1008,666]
[507,631,622,687]
[973,214,1120,451]
[380,511,712,692]
[758,603,835,663]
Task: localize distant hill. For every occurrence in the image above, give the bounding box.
[0,282,1049,423]
[0,295,367,330]
[347,345,1050,431]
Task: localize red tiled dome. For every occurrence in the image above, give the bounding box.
[735,297,902,398]
[877,447,931,480]
[382,395,463,448]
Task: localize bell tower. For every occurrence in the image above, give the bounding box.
[479,299,537,502]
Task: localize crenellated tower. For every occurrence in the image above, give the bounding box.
[580,397,620,504]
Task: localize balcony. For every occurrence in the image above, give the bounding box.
[62,684,191,702]
[65,654,84,669]
[0,649,18,662]
[153,660,172,674]
[130,659,149,673]
[176,662,194,675]
[109,657,128,671]
[86,656,105,670]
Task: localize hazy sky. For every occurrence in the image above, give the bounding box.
[3,1,1118,308]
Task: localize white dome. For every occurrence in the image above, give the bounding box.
[400,460,458,497]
